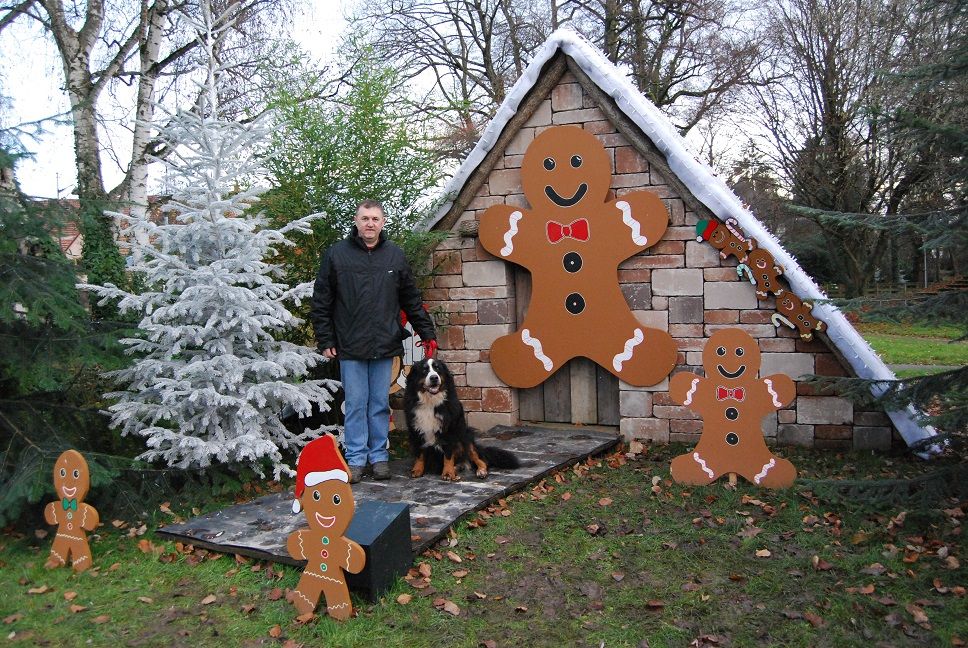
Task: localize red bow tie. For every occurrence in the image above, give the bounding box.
[547,218,589,243]
[717,386,745,401]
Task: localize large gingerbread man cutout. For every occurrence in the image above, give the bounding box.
[669,329,798,488]
[287,435,365,620]
[44,449,99,572]
[479,125,677,387]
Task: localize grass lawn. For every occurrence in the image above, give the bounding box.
[855,322,967,368]
[2,445,965,647]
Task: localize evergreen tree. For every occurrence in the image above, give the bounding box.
[81,1,339,479]
[0,144,129,524]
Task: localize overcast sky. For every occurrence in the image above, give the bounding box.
[1,2,348,198]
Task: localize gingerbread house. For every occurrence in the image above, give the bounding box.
[420,29,937,455]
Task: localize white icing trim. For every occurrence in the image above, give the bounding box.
[521,328,553,371]
[500,211,523,256]
[682,377,700,405]
[763,378,783,408]
[615,200,647,245]
[693,452,715,479]
[421,28,936,456]
[612,328,644,372]
[753,458,776,485]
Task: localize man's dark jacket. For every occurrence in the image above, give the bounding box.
[310,228,436,360]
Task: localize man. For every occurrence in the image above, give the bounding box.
[311,200,437,482]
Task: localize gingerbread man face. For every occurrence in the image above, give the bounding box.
[775,291,825,340]
[299,480,355,536]
[478,125,677,388]
[521,127,611,212]
[54,450,90,504]
[669,328,798,488]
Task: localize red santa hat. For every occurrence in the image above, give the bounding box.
[292,435,349,514]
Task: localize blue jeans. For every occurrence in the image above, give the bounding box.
[339,358,393,467]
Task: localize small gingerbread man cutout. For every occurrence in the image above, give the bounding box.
[696,218,751,263]
[478,125,677,388]
[669,329,797,488]
[738,243,784,299]
[287,435,365,620]
[44,449,99,572]
[773,290,826,341]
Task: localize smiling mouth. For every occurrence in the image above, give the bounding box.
[545,183,588,207]
[315,513,336,528]
[62,486,77,497]
[717,365,746,379]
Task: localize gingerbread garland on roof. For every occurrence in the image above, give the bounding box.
[696,217,826,341]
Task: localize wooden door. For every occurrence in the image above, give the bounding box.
[514,268,619,425]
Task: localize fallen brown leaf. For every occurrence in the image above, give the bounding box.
[598,497,613,507]
[27,585,50,595]
[397,594,413,605]
[295,612,315,624]
[418,562,432,578]
[515,605,528,612]
[137,539,155,554]
[241,604,257,614]
[137,596,153,604]
[803,611,825,628]
[811,555,833,571]
[3,613,24,624]
[92,615,110,624]
[200,594,217,605]
[561,492,572,501]
[755,549,772,558]
[268,587,283,601]
[612,572,625,582]
[446,551,462,564]
[68,604,87,614]
[269,624,282,638]
[453,569,469,579]
[63,591,78,601]
[906,603,929,625]
[646,599,665,610]
[34,529,48,539]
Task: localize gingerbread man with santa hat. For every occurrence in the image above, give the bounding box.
[287,435,365,619]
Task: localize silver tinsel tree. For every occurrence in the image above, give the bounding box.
[81,1,340,478]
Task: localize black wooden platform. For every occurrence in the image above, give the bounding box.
[157,425,618,562]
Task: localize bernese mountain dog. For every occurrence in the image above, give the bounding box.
[404,358,519,481]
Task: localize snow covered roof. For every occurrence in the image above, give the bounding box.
[426,28,939,456]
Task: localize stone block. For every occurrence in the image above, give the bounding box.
[777,409,796,424]
[853,426,893,451]
[740,310,774,325]
[464,324,511,349]
[621,376,669,392]
[552,107,606,124]
[466,362,505,387]
[651,240,685,255]
[704,310,738,324]
[704,281,758,310]
[815,425,852,440]
[653,268,703,296]
[620,418,670,443]
[686,240,721,267]
[551,83,583,111]
[854,410,890,426]
[670,419,702,434]
[761,412,778,437]
[524,100,552,128]
[815,353,848,377]
[489,169,522,195]
[437,350,481,363]
[797,396,853,425]
[505,127,535,155]
[612,172,652,188]
[621,283,652,309]
[620,391,652,417]
[759,338,795,352]
[670,324,703,338]
[618,268,652,283]
[704,267,740,281]
[633,309,668,331]
[777,424,813,447]
[653,405,698,419]
[463,260,507,287]
[584,120,616,134]
[482,387,512,412]
[615,147,648,174]
[450,286,508,300]
[760,353,815,380]
[467,411,515,430]
[669,296,703,323]
[478,299,510,325]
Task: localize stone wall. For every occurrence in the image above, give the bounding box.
[422,71,896,451]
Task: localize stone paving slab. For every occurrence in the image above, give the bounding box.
[157,425,619,564]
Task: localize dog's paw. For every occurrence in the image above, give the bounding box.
[410,468,424,478]
[442,471,460,481]
[475,468,488,479]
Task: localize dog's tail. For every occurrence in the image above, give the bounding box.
[478,445,520,469]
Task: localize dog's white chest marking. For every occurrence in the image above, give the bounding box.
[414,390,445,448]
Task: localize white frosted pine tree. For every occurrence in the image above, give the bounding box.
[81,0,340,478]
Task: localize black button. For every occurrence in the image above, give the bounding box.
[725,432,739,446]
[725,407,738,420]
[563,252,583,273]
[565,293,585,314]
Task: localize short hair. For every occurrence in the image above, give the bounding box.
[356,200,385,217]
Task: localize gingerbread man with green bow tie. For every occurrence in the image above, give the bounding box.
[44,450,99,572]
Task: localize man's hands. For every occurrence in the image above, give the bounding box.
[317,346,337,359]
[419,339,438,359]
